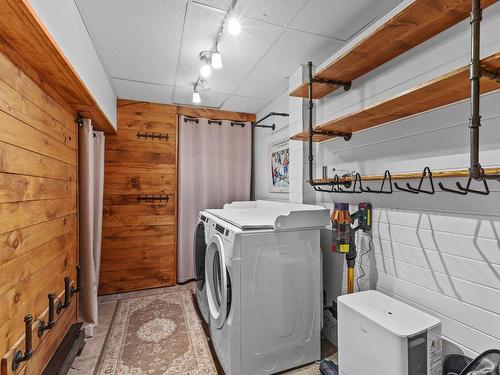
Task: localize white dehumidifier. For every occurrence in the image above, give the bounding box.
[338,290,442,375]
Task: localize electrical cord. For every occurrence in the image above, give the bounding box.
[356,231,373,292]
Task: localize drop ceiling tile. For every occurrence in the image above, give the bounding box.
[75,0,186,85]
[220,95,268,114]
[173,87,229,108]
[290,0,403,41]
[236,29,344,98]
[174,2,226,91]
[207,17,282,93]
[235,0,307,27]
[112,78,173,104]
[193,0,232,11]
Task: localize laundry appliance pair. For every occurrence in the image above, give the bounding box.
[193,200,330,375]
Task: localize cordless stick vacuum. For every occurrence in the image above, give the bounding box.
[331,203,372,294]
[320,203,372,375]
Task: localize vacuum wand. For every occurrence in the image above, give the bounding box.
[331,203,372,294]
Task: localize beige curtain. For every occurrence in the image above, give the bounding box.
[177,116,251,282]
[78,119,105,337]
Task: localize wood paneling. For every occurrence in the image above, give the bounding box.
[291,53,500,141]
[0,0,115,133]
[0,48,78,375]
[0,215,75,264]
[0,141,76,181]
[290,0,497,99]
[100,100,178,294]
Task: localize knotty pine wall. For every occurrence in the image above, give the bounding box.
[100,100,177,295]
[0,47,78,375]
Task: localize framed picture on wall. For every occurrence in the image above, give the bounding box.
[268,139,289,193]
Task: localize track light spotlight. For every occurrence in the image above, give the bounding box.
[228,17,241,36]
[211,51,223,69]
[192,89,201,104]
[200,61,211,78]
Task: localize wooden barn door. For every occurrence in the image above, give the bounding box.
[99,100,177,294]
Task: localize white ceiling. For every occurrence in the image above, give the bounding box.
[75,0,403,114]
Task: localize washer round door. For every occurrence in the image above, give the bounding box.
[193,221,207,291]
[205,234,228,329]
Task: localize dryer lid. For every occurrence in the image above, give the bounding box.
[206,205,330,231]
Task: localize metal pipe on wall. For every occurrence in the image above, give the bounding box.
[469,0,500,181]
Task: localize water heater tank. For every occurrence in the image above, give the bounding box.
[338,290,442,375]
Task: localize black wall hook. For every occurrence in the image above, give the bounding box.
[456,177,490,195]
[71,265,81,297]
[361,170,393,194]
[394,167,435,194]
[12,315,33,370]
[337,173,363,194]
[57,277,71,314]
[38,293,56,337]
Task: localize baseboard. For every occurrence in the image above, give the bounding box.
[42,322,85,375]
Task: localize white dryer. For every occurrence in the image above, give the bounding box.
[193,211,213,323]
[204,202,330,374]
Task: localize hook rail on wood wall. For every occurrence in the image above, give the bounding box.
[137,194,169,203]
[136,132,169,141]
[12,315,33,370]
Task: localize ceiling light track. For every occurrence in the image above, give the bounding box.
[192,0,240,104]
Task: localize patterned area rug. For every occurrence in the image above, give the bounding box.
[94,290,217,375]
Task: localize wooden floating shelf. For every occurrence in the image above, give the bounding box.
[311,167,500,184]
[291,53,500,142]
[290,0,497,99]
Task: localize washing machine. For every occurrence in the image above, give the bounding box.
[193,211,213,324]
[204,202,330,374]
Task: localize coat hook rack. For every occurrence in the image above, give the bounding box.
[136,132,169,141]
[12,315,33,371]
[394,167,435,194]
[57,277,72,314]
[231,122,245,128]
[137,194,169,203]
[208,119,222,125]
[184,117,199,124]
[38,293,56,337]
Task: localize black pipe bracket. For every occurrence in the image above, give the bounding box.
[313,78,352,91]
[312,129,352,141]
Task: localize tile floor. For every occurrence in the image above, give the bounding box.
[69,283,337,375]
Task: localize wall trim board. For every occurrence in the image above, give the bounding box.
[177,105,256,122]
[0,0,115,134]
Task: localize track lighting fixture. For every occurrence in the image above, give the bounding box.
[228,16,241,36]
[191,0,239,103]
[192,89,201,104]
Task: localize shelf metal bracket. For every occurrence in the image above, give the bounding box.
[313,129,352,141]
[482,68,500,82]
[313,77,352,91]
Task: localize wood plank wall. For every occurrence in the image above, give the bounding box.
[0,48,78,375]
[99,100,178,294]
